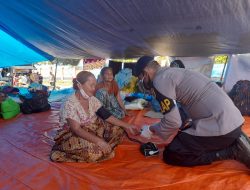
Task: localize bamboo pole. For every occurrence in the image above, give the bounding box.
[53,59,58,90]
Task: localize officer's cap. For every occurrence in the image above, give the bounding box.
[133,56,154,77]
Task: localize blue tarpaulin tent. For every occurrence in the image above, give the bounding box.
[1,0,250,66]
[0,27,53,67]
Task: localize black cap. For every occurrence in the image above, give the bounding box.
[133,56,154,76]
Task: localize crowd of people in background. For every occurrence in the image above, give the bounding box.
[0,68,55,88]
[12,70,44,87]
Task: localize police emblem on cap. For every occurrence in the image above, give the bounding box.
[153,87,176,114]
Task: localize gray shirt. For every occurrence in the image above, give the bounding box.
[152,67,244,140]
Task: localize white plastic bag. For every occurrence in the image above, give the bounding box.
[140,125,153,139]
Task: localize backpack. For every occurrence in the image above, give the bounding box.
[20,91,50,114]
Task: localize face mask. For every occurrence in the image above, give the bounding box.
[76,79,90,99]
[141,75,153,90]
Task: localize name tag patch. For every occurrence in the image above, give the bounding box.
[153,87,175,114]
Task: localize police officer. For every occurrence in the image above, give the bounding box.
[134,56,250,168]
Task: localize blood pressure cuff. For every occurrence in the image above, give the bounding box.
[140,142,159,157]
[153,87,176,114]
[96,106,112,120]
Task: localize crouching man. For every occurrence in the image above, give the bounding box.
[135,56,250,168]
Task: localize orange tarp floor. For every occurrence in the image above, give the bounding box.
[0,105,250,190]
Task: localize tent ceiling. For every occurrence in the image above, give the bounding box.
[1,0,250,59]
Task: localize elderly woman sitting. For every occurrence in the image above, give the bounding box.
[95,67,127,119]
[50,71,139,162]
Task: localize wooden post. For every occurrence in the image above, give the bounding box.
[220,56,228,83]
[53,59,58,90]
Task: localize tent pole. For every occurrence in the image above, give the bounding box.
[54,59,58,90]
[220,56,228,83]
[10,67,14,86]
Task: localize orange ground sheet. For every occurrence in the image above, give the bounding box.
[0,106,250,190]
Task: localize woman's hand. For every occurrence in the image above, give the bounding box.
[126,124,141,136]
[124,110,132,117]
[105,115,140,136]
[97,140,112,155]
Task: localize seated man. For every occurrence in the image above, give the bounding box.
[28,73,48,94]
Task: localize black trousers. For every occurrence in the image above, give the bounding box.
[163,127,242,166]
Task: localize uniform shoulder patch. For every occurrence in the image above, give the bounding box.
[153,87,176,114]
